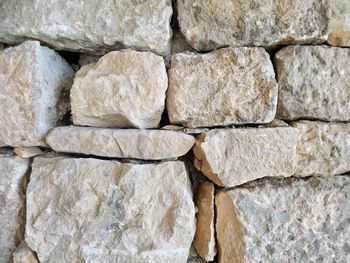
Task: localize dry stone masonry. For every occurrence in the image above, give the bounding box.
[0,1,349,263]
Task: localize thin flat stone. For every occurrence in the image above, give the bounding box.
[46,126,195,160]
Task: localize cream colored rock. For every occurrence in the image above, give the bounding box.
[178,0,330,51]
[46,126,195,160]
[0,41,74,147]
[167,48,278,128]
[0,157,29,263]
[14,147,43,158]
[216,176,350,263]
[292,121,350,176]
[71,50,168,128]
[26,157,195,263]
[276,45,350,121]
[194,127,299,187]
[193,182,216,261]
[0,0,172,56]
[328,0,350,46]
[13,241,38,263]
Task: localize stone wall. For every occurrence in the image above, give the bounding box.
[0,1,349,262]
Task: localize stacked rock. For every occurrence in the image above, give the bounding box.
[0,0,349,263]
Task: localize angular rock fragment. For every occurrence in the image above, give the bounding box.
[0,41,74,147]
[216,176,350,263]
[14,147,43,158]
[0,157,29,263]
[194,127,299,187]
[193,182,216,261]
[0,0,172,56]
[328,0,350,46]
[276,45,350,121]
[178,0,330,51]
[71,50,168,128]
[26,157,196,262]
[13,241,39,263]
[292,121,350,176]
[46,126,195,160]
[167,48,278,128]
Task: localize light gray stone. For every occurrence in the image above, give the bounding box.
[328,0,350,46]
[194,127,299,187]
[71,49,168,128]
[0,0,172,56]
[13,241,39,263]
[26,157,196,263]
[167,48,278,128]
[292,121,350,176]
[178,0,330,51]
[0,41,74,147]
[276,45,350,121]
[46,126,195,160]
[216,176,350,263]
[0,157,29,263]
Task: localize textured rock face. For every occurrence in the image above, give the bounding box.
[194,127,299,187]
[216,176,350,263]
[293,121,350,176]
[0,0,172,56]
[26,157,195,263]
[276,45,350,121]
[177,0,330,51]
[46,126,195,160]
[71,50,168,128]
[0,157,29,263]
[13,241,39,263]
[193,182,216,261]
[328,0,350,46]
[167,48,278,128]
[0,41,74,147]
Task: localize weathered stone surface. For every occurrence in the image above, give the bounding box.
[187,248,207,263]
[14,147,43,158]
[167,48,278,128]
[178,0,330,51]
[71,49,167,128]
[216,176,350,263]
[46,126,195,160]
[292,121,350,176]
[0,157,29,263]
[78,54,100,68]
[193,182,216,261]
[328,0,350,46]
[13,241,39,263]
[276,45,350,121]
[0,41,74,147]
[194,127,299,187]
[26,157,195,262]
[0,0,172,56]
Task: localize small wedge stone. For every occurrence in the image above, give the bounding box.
[14,147,43,158]
[71,49,168,128]
[0,157,29,263]
[26,157,195,263]
[292,121,350,176]
[46,126,195,160]
[276,45,350,121]
[194,127,299,187]
[178,0,330,51]
[216,176,350,263]
[0,41,74,147]
[193,182,216,261]
[167,48,278,128]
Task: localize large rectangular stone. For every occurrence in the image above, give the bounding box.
[26,157,195,263]
[167,48,278,128]
[178,0,330,51]
[0,0,172,56]
[216,176,350,263]
[193,127,299,187]
[276,45,350,121]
